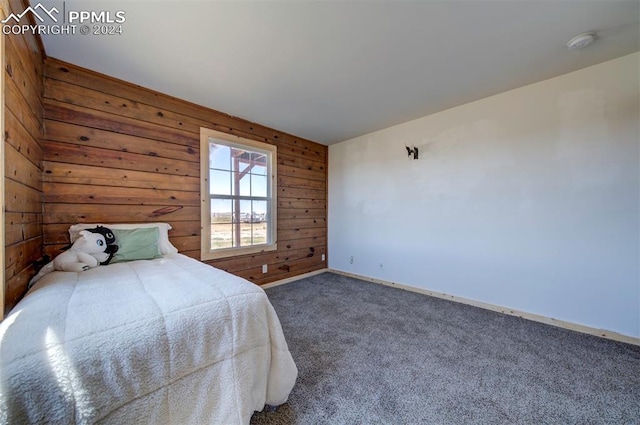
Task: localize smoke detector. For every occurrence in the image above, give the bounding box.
[567,32,597,50]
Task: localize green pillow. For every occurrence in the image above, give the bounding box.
[111,227,162,263]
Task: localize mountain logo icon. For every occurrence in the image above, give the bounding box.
[1,3,59,24]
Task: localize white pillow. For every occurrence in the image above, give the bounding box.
[69,222,179,255]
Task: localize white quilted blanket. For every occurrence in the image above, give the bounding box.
[0,254,297,424]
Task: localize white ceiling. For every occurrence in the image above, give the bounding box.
[35,0,639,145]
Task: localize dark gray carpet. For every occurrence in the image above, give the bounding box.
[251,272,640,424]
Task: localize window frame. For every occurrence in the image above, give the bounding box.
[200,128,277,260]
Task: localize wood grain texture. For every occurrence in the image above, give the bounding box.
[3,0,45,314]
[43,57,328,286]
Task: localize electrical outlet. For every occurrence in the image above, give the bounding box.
[350,256,354,264]
[322,254,325,261]
[262,264,267,274]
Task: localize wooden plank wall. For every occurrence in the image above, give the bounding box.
[3,0,45,314]
[42,58,327,285]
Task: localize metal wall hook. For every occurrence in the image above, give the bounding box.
[405,145,419,160]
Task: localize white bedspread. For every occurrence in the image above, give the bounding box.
[0,254,297,424]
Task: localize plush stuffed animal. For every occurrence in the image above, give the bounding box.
[58,226,119,266]
[53,230,109,272]
[86,226,119,265]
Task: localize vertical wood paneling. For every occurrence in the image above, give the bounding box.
[43,58,327,285]
[3,0,45,314]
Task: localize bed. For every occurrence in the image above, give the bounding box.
[0,223,297,424]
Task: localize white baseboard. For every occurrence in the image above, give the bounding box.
[260,268,329,289]
[330,269,640,347]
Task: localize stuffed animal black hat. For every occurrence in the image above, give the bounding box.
[87,226,116,245]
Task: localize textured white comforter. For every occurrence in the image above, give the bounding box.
[0,254,297,424]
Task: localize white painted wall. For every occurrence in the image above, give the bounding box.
[328,53,639,338]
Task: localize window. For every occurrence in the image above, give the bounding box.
[200,128,277,260]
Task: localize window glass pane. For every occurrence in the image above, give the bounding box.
[239,200,252,224]
[210,142,231,171]
[252,163,267,176]
[230,147,245,172]
[239,200,252,247]
[211,199,232,223]
[252,152,268,175]
[239,172,252,197]
[251,174,267,197]
[252,200,267,220]
[252,200,268,244]
[252,222,267,245]
[210,170,231,196]
[252,201,269,227]
[211,223,233,249]
[212,199,235,250]
[238,152,251,173]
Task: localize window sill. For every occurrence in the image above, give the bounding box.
[201,243,278,261]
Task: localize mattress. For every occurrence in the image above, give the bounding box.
[0,254,297,424]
